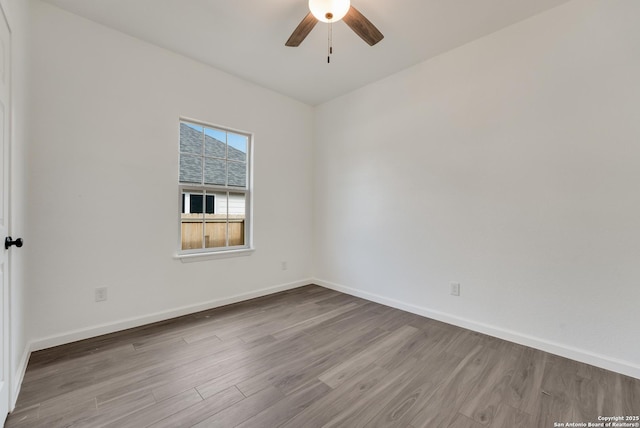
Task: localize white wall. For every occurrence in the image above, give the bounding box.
[26,1,314,346]
[314,0,640,378]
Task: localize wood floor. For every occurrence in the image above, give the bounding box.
[6,285,639,428]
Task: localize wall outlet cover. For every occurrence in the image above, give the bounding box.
[95,287,108,302]
[450,282,460,296]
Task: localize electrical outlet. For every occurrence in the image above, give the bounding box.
[281,261,288,271]
[450,282,460,297]
[95,287,108,302]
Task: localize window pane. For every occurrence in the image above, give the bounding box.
[181,191,204,250]
[228,133,247,162]
[205,191,228,248]
[180,155,202,184]
[181,220,203,250]
[205,128,227,159]
[204,157,226,185]
[180,123,203,155]
[228,192,246,246]
[227,161,246,188]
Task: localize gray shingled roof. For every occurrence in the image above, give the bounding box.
[179,123,247,187]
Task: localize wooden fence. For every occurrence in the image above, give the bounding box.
[181,214,245,249]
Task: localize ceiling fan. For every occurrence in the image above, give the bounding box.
[285,0,384,49]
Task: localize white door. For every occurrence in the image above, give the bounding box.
[0,2,11,423]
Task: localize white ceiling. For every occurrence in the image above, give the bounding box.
[41,0,572,105]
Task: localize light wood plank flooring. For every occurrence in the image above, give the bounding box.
[6,285,639,427]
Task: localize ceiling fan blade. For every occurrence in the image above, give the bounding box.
[285,12,318,47]
[343,6,384,46]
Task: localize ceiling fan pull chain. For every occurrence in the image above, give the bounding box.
[327,21,332,63]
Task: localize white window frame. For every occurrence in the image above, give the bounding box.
[176,118,253,260]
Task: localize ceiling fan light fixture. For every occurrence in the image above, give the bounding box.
[308,0,351,23]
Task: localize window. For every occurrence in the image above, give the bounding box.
[179,120,251,254]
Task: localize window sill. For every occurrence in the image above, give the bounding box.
[174,248,255,263]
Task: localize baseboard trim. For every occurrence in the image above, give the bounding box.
[314,278,640,380]
[30,279,312,353]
